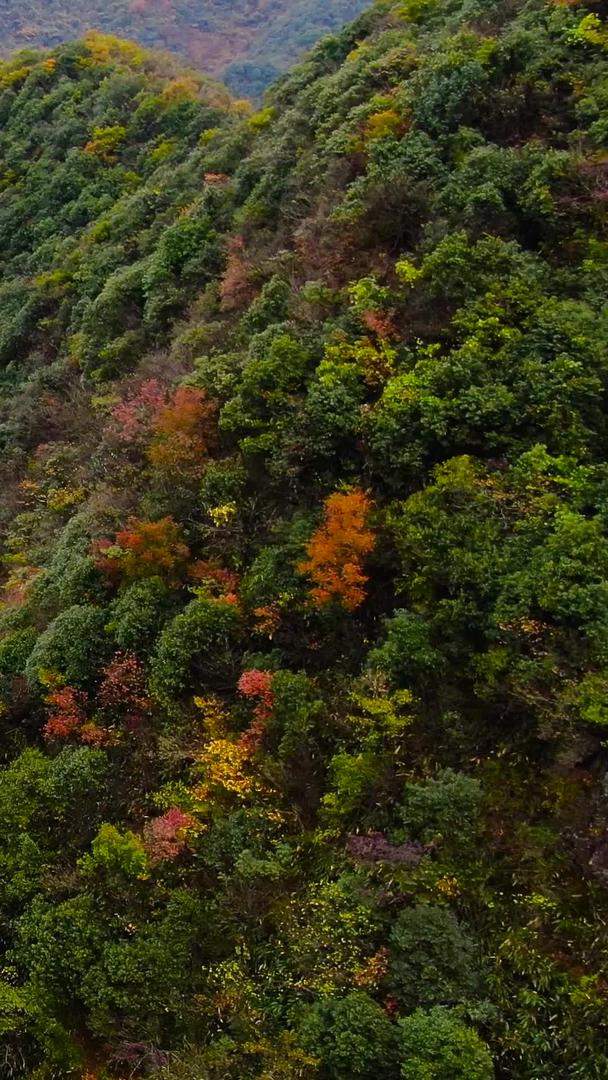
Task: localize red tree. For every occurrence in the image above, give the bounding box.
[107,379,167,446]
[237,669,275,751]
[143,807,196,862]
[98,653,150,732]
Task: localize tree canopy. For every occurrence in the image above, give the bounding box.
[0,0,608,1075]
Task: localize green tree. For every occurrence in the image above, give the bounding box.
[150,598,242,704]
[398,1008,493,1080]
[300,991,399,1079]
[389,905,480,1011]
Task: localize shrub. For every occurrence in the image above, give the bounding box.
[79,823,149,881]
[368,610,443,687]
[94,517,189,584]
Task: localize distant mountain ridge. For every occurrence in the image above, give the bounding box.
[0,0,368,95]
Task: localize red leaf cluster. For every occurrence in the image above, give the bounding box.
[43,686,87,740]
[143,807,196,862]
[238,669,274,717]
[189,560,240,600]
[237,669,275,751]
[98,653,150,730]
[43,686,109,746]
[107,379,167,445]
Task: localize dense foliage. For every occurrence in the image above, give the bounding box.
[0,0,608,1075]
[0,0,368,96]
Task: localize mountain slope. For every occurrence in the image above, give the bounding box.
[0,1,608,1077]
[0,0,369,96]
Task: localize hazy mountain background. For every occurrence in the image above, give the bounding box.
[0,0,369,95]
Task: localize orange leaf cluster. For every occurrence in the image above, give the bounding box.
[43,686,87,741]
[93,516,189,583]
[147,387,217,474]
[116,517,189,580]
[299,490,375,611]
[220,235,255,312]
[43,686,109,747]
[253,603,282,637]
[353,946,390,989]
[204,172,230,185]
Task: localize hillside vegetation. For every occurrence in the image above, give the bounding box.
[0,0,368,96]
[0,1,608,1076]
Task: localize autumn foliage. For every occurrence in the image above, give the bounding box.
[238,669,274,719]
[189,560,240,602]
[42,654,151,745]
[147,387,217,474]
[143,807,196,862]
[108,378,167,446]
[43,685,109,746]
[220,235,255,311]
[3,5,608,1076]
[238,668,275,750]
[93,516,190,583]
[43,686,88,740]
[98,653,150,731]
[299,490,375,610]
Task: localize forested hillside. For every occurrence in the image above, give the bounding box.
[0,0,368,96]
[0,0,608,1076]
